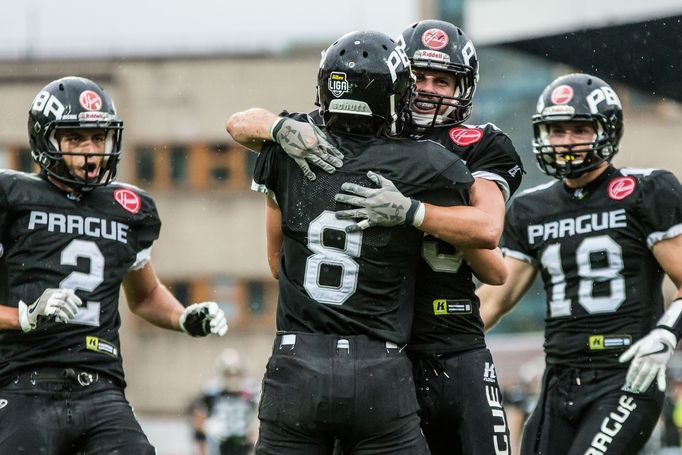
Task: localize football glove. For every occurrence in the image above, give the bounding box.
[272,118,344,181]
[179,301,228,337]
[18,288,82,333]
[619,328,678,393]
[335,171,424,232]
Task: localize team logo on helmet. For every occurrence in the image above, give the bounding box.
[608,176,636,200]
[550,85,574,105]
[421,29,448,50]
[79,90,103,111]
[114,188,141,214]
[328,72,349,98]
[449,127,483,146]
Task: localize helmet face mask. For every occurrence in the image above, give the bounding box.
[28,76,123,192]
[532,73,624,179]
[316,30,415,136]
[400,20,479,129]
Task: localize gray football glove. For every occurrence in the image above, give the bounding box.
[335,171,423,232]
[619,328,677,393]
[272,118,344,181]
[179,301,228,337]
[18,288,82,332]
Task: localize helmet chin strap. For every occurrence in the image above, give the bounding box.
[412,105,457,127]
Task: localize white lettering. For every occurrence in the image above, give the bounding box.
[587,394,635,454]
[28,211,48,230]
[461,41,476,67]
[27,211,129,244]
[527,209,627,244]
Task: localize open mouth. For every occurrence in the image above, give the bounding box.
[82,162,99,179]
[412,98,439,114]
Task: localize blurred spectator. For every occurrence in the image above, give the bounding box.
[190,349,259,455]
[503,356,545,454]
[659,352,682,452]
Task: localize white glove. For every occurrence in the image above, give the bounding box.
[619,328,678,393]
[179,301,228,337]
[334,171,424,232]
[272,118,344,181]
[18,288,82,333]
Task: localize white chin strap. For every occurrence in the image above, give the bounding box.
[412,105,456,127]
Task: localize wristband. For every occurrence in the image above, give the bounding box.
[656,298,682,341]
[269,117,287,142]
[405,199,424,227]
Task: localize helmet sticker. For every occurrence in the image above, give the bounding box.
[550,85,574,105]
[421,29,448,50]
[449,127,483,146]
[328,72,349,98]
[79,90,103,111]
[608,176,636,200]
[413,49,450,63]
[114,188,141,214]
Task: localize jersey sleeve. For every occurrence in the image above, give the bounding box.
[500,201,538,265]
[467,132,524,201]
[251,142,281,201]
[134,191,162,251]
[633,170,682,248]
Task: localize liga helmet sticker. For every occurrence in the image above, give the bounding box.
[421,28,448,50]
[114,188,142,214]
[79,90,103,111]
[550,85,574,105]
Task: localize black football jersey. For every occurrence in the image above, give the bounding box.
[408,123,524,355]
[253,125,473,345]
[502,167,682,368]
[0,171,161,386]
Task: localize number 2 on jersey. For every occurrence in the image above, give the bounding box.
[59,239,104,326]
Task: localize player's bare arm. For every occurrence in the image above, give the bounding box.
[226,108,343,180]
[462,247,507,285]
[265,197,283,280]
[123,261,227,336]
[478,256,538,330]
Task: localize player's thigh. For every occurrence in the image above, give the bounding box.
[255,419,334,455]
[520,381,576,455]
[77,387,155,455]
[346,412,429,455]
[568,389,663,455]
[0,388,67,454]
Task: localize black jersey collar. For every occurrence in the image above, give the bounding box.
[562,166,617,200]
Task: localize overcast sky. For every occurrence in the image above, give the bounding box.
[0,0,419,59]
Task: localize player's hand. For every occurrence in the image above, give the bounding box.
[335,171,423,232]
[180,301,228,337]
[273,118,344,181]
[18,288,82,332]
[619,328,678,393]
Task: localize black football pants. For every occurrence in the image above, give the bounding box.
[520,366,664,455]
[255,332,429,455]
[411,347,512,455]
[0,369,155,455]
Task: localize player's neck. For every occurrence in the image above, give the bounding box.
[562,163,609,189]
[47,175,81,198]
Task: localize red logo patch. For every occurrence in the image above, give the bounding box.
[550,85,574,105]
[449,127,483,147]
[114,188,141,214]
[421,29,448,50]
[608,176,636,200]
[79,90,102,111]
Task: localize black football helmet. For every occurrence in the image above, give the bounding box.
[400,20,479,128]
[316,30,415,136]
[28,76,123,191]
[533,73,624,179]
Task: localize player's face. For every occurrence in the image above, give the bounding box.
[413,68,458,115]
[57,128,106,181]
[547,121,596,166]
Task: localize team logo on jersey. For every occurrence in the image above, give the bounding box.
[449,127,483,146]
[79,90,103,111]
[421,28,448,50]
[550,84,574,105]
[328,72,349,98]
[608,176,636,200]
[114,188,141,214]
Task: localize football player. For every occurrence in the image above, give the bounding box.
[227,20,523,455]
[0,76,227,454]
[478,73,682,455]
[228,30,478,454]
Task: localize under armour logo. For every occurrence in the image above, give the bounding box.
[0,399,7,409]
[483,362,497,383]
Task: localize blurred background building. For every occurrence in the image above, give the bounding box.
[2,0,681,452]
